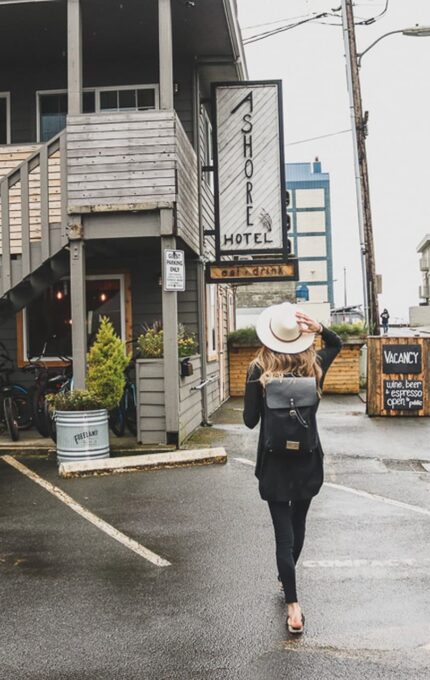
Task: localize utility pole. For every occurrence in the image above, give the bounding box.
[344,266,348,307]
[341,0,380,334]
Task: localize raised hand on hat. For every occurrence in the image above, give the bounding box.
[295,310,323,334]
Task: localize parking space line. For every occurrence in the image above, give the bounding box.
[2,456,171,568]
[303,558,430,569]
[233,457,430,517]
[233,457,254,467]
[325,482,430,517]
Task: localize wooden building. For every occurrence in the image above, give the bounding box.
[0,0,246,445]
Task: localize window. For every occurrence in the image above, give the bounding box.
[202,108,214,192]
[21,275,126,362]
[206,285,218,360]
[39,92,68,142]
[296,211,326,233]
[98,86,156,112]
[37,85,157,141]
[0,92,11,144]
[38,91,96,142]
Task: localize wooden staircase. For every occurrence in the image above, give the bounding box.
[0,132,69,324]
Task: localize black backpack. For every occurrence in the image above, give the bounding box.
[263,377,319,455]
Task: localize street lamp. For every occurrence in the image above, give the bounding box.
[341,0,430,334]
[358,25,430,66]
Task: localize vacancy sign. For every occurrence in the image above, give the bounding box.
[164,249,185,291]
[213,80,287,258]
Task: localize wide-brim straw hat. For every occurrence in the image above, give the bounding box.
[256,302,315,354]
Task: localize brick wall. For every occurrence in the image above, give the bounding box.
[235,281,295,309]
[229,342,363,397]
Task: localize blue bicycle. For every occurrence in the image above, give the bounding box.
[109,359,137,437]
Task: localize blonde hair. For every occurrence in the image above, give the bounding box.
[251,345,322,388]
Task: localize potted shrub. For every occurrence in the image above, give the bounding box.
[50,316,130,464]
[137,322,198,359]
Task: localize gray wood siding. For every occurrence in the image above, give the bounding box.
[206,361,221,416]
[66,111,177,211]
[176,120,199,254]
[137,355,203,445]
[178,258,199,341]
[136,359,166,445]
[0,56,193,145]
[66,111,199,254]
[179,355,202,444]
[198,105,216,260]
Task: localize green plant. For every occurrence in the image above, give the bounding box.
[177,323,198,357]
[227,326,260,347]
[138,326,164,358]
[137,322,198,358]
[86,316,130,411]
[329,321,367,341]
[47,390,103,412]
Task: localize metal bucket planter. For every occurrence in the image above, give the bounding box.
[56,409,110,464]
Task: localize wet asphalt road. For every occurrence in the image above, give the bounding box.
[1,396,430,679]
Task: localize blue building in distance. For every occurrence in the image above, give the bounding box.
[286,159,334,306]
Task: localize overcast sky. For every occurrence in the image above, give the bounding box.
[236,0,430,322]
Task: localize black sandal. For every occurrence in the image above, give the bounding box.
[287,613,305,634]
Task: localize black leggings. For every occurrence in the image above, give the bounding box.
[267,498,312,603]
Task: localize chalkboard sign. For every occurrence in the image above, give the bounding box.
[382,344,421,374]
[384,379,423,411]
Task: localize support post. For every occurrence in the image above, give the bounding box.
[158,0,174,110]
[67,0,82,116]
[341,0,380,334]
[161,235,180,443]
[70,239,87,389]
[193,62,210,425]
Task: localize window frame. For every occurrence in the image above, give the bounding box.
[0,91,11,144]
[17,273,130,366]
[36,84,160,142]
[206,284,218,362]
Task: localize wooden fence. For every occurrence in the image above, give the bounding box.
[229,340,364,397]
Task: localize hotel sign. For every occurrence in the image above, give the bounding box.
[206,259,298,284]
[212,81,287,258]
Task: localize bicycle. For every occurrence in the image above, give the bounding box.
[0,384,19,441]
[109,345,137,437]
[25,339,73,437]
[0,342,33,431]
[44,369,73,443]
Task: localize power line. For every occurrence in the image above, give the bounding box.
[286,129,351,146]
[243,1,389,45]
[243,12,329,45]
[242,14,315,31]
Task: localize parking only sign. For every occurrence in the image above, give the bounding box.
[163,249,185,291]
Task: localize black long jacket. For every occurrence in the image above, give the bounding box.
[243,327,342,502]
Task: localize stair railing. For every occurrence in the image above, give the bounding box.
[0,131,67,295]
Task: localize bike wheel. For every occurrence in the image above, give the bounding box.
[109,405,126,437]
[125,384,137,435]
[11,386,32,430]
[32,387,50,437]
[44,400,57,443]
[4,397,19,442]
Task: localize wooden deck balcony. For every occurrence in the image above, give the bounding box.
[0,110,199,300]
[66,110,199,251]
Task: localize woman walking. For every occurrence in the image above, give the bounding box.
[243,302,342,634]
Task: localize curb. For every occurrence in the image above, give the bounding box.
[58,447,228,478]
